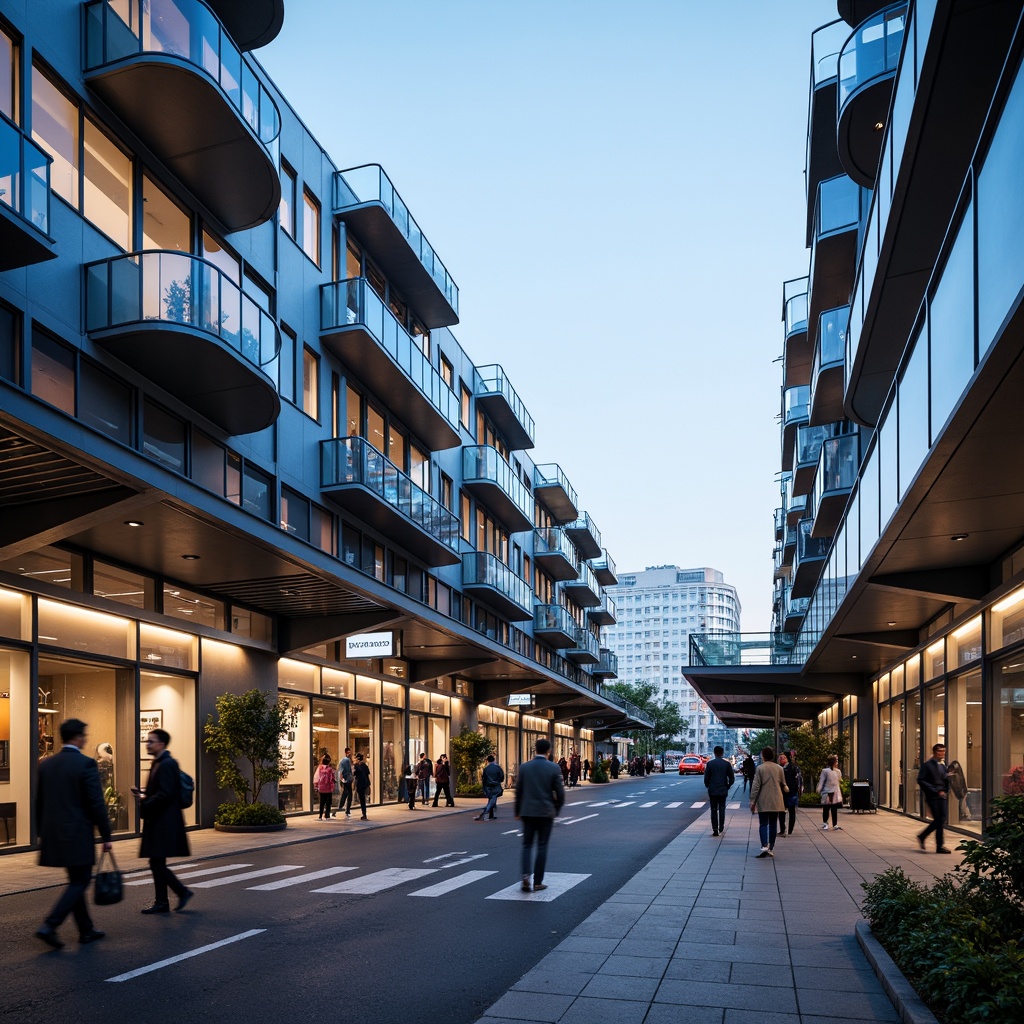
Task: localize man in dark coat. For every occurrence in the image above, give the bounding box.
[703,745,735,837]
[416,752,433,805]
[432,754,454,807]
[476,754,505,820]
[132,729,192,913]
[917,742,951,853]
[514,738,565,892]
[35,718,113,948]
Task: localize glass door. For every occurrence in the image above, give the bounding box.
[349,704,378,804]
[381,707,402,803]
[945,670,981,833]
[140,671,197,826]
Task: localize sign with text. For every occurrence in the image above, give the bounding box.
[507,694,533,707]
[345,631,395,658]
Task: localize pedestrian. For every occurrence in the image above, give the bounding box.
[416,752,432,805]
[781,749,803,836]
[741,754,756,793]
[558,755,569,787]
[568,752,580,787]
[703,744,734,837]
[403,763,417,809]
[514,738,565,892]
[916,743,951,853]
[315,754,336,819]
[582,758,591,781]
[35,718,113,948]
[337,746,354,817]
[476,753,505,820]
[776,754,790,837]
[433,754,455,807]
[817,754,844,831]
[353,752,371,820]
[609,754,620,779]
[749,746,788,858]
[132,729,193,914]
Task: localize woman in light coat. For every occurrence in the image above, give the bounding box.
[817,754,843,831]
[749,747,789,858]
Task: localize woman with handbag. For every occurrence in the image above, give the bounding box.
[315,755,336,820]
[817,754,844,831]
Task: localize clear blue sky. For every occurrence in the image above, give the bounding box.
[261,0,836,630]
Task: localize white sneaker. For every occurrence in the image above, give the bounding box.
[821,823,829,830]
[756,846,770,858]
[766,849,774,857]
[832,825,842,831]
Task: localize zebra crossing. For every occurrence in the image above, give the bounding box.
[559,797,742,812]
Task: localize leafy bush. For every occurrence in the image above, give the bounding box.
[214,801,285,826]
[456,783,484,797]
[449,728,493,790]
[590,759,609,783]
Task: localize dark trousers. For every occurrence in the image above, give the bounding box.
[708,794,726,833]
[407,783,416,809]
[920,794,946,849]
[338,782,353,814]
[418,779,430,803]
[318,792,333,818]
[779,804,796,834]
[481,792,499,817]
[44,863,94,933]
[150,857,187,904]
[758,811,778,849]
[432,781,453,806]
[355,788,368,817]
[821,802,839,827]
[520,816,554,885]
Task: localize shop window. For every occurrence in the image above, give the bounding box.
[355,676,381,704]
[230,606,272,642]
[948,616,982,667]
[322,668,353,698]
[991,587,1024,650]
[0,546,77,591]
[140,671,197,825]
[311,700,342,779]
[93,561,147,610]
[31,65,77,206]
[38,599,131,658]
[30,328,75,415]
[430,693,450,716]
[79,360,133,444]
[923,639,945,680]
[994,653,1024,807]
[142,399,186,472]
[382,682,404,708]
[139,624,195,670]
[277,695,309,811]
[945,670,981,831]
[279,659,319,693]
[0,588,29,639]
[162,585,224,631]
[349,703,378,802]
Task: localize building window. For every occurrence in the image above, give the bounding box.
[440,355,454,389]
[279,161,296,237]
[30,327,74,415]
[302,188,320,265]
[0,23,17,121]
[79,359,132,444]
[31,65,78,206]
[93,561,147,609]
[142,399,186,472]
[281,486,310,542]
[440,473,453,510]
[460,491,472,543]
[142,174,190,251]
[83,117,132,250]
[459,382,471,430]
[279,323,296,404]
[242,464,272,520]
[1,300,20,384]
[302,345,319,419]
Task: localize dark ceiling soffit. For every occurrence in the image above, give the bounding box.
[683,668,859,697]
[868,566,991,603]
[835,629,919,650]
[474,679,544,704]
[278,610,402,655]
[408,657,496,684]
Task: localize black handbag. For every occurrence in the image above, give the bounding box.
[94,849,123,905]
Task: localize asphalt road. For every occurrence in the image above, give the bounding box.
[1,775,716,1024]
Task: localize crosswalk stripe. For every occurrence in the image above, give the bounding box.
[486,872,591,902]
[189,865,302,888]
[640,801,658,808]
[247,867,358,890]
[558,813,599,825]
[125,863,252,886]
[666,802,683,808]
[614,801,635,808]
[502,829,519,835]
[727,802,741,809]
[409,870,498,897]
[311,867,436,894]
[691,802,706,808]
[589,801,612,807]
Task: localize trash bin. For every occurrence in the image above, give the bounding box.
[850,778,875,813]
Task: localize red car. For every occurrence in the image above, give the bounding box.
[677,755,705,775]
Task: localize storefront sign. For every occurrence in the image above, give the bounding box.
[507,694,532,706]
[345,631,394,658]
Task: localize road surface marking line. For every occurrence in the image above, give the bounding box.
[589,801,612,807]
[486,872,591,902]
[614,801,635,808]
[640,801,658,808]
[247,867,358,890]
[502,829,519,835]
[105,929,265,983]
[666,802,683,808]
[311,867,436,894]
[409,870,498,897]
[691,802,706,808]
[423,851,468,862]
[189,865,302,888]
[727,802,741,809]
[443,854,489,868]
[558,813,599,825]
[125,863,253,886]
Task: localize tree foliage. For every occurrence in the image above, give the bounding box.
[603,681,688,756]
[787,721,849,792]
[203,689,298,805]
[449,727,494,790]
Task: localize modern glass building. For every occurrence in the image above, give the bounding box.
[685,0,1024,838]
[0,0,651,852]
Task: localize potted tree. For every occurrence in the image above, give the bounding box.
[450,727,494,798]
[204,689,298,831]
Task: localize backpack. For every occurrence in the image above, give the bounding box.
[179,769,195,809]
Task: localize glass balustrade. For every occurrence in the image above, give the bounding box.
[816,433,859,497]
[321,276,460,432]
[462,552,532,615]
[475,364,535,444]
[811,19,848,87]
[797,424,829,468]
[321,437,459,553]
[796,519,831,565]
[592,549,617,580]
[334,164,458,315]
[784,279,809,338]
[566,512,601,551]
[689,632,801,668]
[814,174,863,238]
[462,445,532,522]
[533,604,575,641]
[784,385,810,426]
[83,0,281,164]
[566,562,600,600]
[838,4,907,110]
[85,251,280,368]
[534,527,577,564]
[0,113,51,236]
[568,629,600,661]
[596,649,618,677]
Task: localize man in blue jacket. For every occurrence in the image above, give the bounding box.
[917,743,951,853]
[703,745,735,837]
[514,738,564,892]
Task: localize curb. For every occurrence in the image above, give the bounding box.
[855,919,940,1024]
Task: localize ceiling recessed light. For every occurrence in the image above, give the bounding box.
[887,621,897,627]
[124,520,144,527]
[181,554,200,560]
[851,655,858,659]
[951,534,968,542]
[873,121,885,132]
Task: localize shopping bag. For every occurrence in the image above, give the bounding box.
[94,849,123,905]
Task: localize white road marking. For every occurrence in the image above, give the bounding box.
[640,801,658,808]
[728,802,741,809]
[125,863,253,886]
[486,872,591,902]
[691,802,706,808]
[502,829,519,835]
[443,853,489,868]
[589,801,612,807]
[247,867,358,890]
[189,865,302,888]
[423,851,468,862]
[614,801,636,808]
[105,929,265,983]
[557,813,599,825]
[311,867,436,894]
[666,802,683,808]
[409,870,498,897]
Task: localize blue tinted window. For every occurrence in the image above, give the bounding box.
[897,328,929,497]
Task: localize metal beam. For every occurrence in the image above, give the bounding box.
[868,566,990,603]
[407,658,497,684]
[278,609,402,654]
[835,630,919,650]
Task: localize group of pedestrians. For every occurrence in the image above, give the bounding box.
[399,752,456,810]
[35,718,194,949]
[315,747,369,820]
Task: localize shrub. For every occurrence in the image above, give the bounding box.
[449,728,493,791]
[214,801,285,826]
[590,759,609,783]
[456,783,484,798]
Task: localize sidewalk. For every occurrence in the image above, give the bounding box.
[473,792,958,1024]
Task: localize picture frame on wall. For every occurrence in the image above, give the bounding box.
[139,710,163,742]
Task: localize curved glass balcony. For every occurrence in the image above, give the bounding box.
[592,648,618,679]
[533,528,579,583]
[784,279,809,340]
[321,437,460,567]
[475,364,535,451]
[533,463,578,524]
[462,445,533,534]
[811,432,859,539]
[809,306,849,425]
[85,251,280,434]
[774,507,786,541]
[783,594,810,631]
[83,0,281,231]
[564,512,602,561]
[587,592,616,627]
[781,385,809,473]
[0,114,55,269]
[321,277,460,451]
[794,423,830,496]
[205,0,284,50]
[462,552,532,621]
[562,562,601,608]
[792,519,831,598]
[838,4,907,187]
[808,175,864,337]
[591,549,617,586]
[565,628,600,665]
[533,603,577,648]
[334,164,458,328]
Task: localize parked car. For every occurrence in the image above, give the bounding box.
[653,758,665,773]
[677,755,705,775]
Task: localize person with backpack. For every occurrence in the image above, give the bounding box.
[131,729,193,914]
[315,755,336,820]
[416,753,433,806]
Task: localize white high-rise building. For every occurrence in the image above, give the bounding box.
[604,567,741,754]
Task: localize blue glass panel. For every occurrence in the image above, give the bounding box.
[897,325,929,496]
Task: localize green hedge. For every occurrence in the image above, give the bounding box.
[214,801,285,826]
